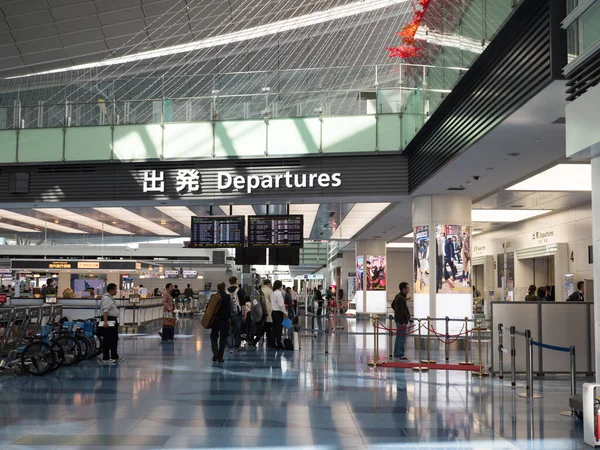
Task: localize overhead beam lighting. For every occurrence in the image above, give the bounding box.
[387,242,412,248]
[0,209,86,234]
[94,208,179,236]
[472,209,552,223]
[329,203,390,240]
[10,0,410,78]
[218,205,256,218]
[155,206,196,228]
[403,232,413,238]
[0,223,42,233]
[34,208,131,235]
[507,164,591,192]
[289,204,320,240]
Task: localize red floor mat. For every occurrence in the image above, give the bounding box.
[380,361,481,371]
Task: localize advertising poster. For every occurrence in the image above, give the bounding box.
[366,256,386,291]
[414,225,430,294]
[436,225,472,294]
[355,256,364,291]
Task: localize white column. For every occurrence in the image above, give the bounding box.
[412,195,472,332]
[57,272,70,296]
[591,156,600,381]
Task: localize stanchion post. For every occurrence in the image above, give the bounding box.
[422,316,436,364]
[472,319,489,378]
[459,316,473,365]
[325,327,329,355]
[570,346,576,397]
[368,315,384,366]
[445,316,450,363]
[388,315,393,359]
[510,326,516,388]
[561,345,577,416]
[498,323,504,380]
[412,318,428,372]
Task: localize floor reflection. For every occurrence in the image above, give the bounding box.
[0,317,587,449]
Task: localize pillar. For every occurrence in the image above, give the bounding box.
[355,240,387,314]
[412,195,472,333]
[591,156,600,380]
[57,272,70,296]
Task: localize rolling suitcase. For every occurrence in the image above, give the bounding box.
[201,293,221,329]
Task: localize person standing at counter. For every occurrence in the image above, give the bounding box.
[567,281,585,301]
[100,283,123,363]
[41,278,56,300]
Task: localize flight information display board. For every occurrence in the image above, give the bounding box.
[248,215,304,247]
[190,216,245,248]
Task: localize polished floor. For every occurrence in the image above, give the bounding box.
[0,318,587,449]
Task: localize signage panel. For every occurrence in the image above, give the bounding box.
[164,270,180,279]
[77,262,100,269]
[248,215,303,247]
[190,216,245,248]
[183,270,198,279]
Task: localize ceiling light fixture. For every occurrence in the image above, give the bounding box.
[472,209,551,223]
[34,208,132,235]
[0,222,42,233]
[155,206,196,228]
[329,203,390,240]
[93,208,179,236]
[507,164,591,192]
[0,209,87,234]
[386,242,412,248]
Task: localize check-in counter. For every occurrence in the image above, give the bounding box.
[491,301,594,376]
[4,297,164,326]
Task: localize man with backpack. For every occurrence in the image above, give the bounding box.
[227,276,246,352]
[210,282,231,363]
[260,280,274,348]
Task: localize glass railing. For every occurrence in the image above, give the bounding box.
[566,0,600,63]
[0,0,520,149]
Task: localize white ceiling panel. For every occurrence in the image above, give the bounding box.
[17,37,63,54]
[98,7,145,26]
[11,24,58,41]
[95,0,142,13]
[0,0,48,16]
[63,41,109,58]
[59,28,106,46]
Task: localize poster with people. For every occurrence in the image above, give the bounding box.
[414,225,430,294]
[435,225,471,294]
[355,256,364,291]
[366,256,386,291]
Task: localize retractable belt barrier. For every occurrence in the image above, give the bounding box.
[500,324,576,403]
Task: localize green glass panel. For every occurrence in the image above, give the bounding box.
[322,116,376,153]
[113,124,162,161]
[214,120,266,157]
[0,130,17,163]
[65,126,111,161]
[18,129,63,162]
[164,123,213,159]
[268,118,320,156]
[378,115,401,152]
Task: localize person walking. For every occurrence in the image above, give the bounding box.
[315,287,324,317]
[211,282,231,363]
[227,276,246,352]
[184,284,194,298]
[391,282,411,360]
[261,280,274,348]
[249,285,267,348]
[100,283,123,363]
[158,283,174,339]
[270,280,287,350]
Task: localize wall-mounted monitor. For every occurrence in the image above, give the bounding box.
[190,216,245,248]
[235,247,267,265]
[271,248,300,266]
[247,215,303,247]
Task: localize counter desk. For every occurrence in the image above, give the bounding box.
[4,297,164,326]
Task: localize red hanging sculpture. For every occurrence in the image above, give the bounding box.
[388,0,432,59]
